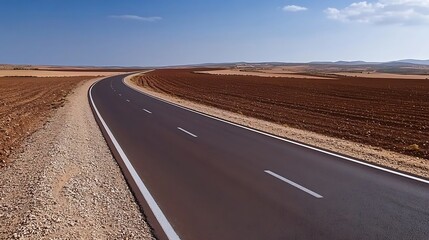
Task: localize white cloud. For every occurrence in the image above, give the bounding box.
[109,15,162,22]
[325,0,429,24]
[283,5,308,12]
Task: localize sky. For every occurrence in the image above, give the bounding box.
[1,0,429,66]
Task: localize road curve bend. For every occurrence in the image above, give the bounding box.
[89,74,429,240]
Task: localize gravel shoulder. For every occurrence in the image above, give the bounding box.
[125,73,429,180]
[0,78,154,239]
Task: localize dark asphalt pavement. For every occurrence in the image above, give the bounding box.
[89,74,429,240]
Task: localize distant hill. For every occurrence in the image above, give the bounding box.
[394,59,429,65]
[165,59,429,68]
[308,61,379,65]
[277,60,429,67]
[308,60,425,66]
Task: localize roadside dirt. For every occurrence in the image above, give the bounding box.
[127,69,429,179]
[0,78,154,239]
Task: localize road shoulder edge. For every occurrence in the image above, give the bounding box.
[88,77,181,240]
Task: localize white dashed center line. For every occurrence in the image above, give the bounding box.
[265,170,323,199]
[126,99,130,102]
[177,127,197,138]
[143,109,152,114]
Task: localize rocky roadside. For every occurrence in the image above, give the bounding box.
[0,78,154,239]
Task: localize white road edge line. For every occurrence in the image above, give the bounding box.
[123,76,429,185]
[143,109,152,114]
[265,170,323,199]
[177,127,198,138]
[89,83,181,240]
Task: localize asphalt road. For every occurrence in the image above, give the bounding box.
[89,74,429,240]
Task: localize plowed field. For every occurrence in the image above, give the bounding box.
[0,76,92,165]
[134,68,429,159]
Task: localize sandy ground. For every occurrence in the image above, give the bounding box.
[197,69,332,79]
[0,78,154,239]
[0,70,127,77]
[125,73,429,179]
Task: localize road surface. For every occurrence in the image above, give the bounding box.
[89,74,429,240]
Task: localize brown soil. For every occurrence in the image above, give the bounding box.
[40,68,146,72]
[0,76,93,165]
[133,68,429,160]
[0,70,127,77]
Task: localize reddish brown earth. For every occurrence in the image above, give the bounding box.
[0,76,93,165]
[134,68,429,159]
[41,68,146,72]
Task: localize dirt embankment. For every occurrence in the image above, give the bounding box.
[0,76,92,165]
[128,68,429,178]
[0,78,154,239]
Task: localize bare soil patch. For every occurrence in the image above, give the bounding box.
[132,68,429,160]
[0,76,92,165]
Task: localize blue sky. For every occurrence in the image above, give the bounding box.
[1,0,428,66]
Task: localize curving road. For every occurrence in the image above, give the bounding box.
[89,74,429,240]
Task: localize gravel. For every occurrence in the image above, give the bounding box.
[0,78,154,239]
